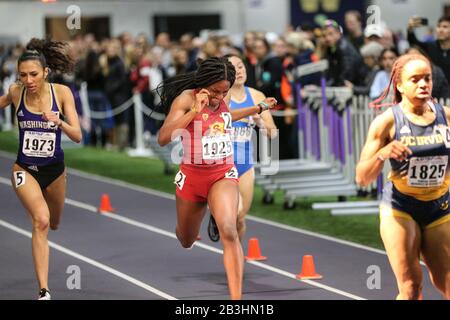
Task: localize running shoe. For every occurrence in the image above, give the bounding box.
[208,215,220,242]
[38,288,51,300]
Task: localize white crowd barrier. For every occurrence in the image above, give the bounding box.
[77,82,169,158]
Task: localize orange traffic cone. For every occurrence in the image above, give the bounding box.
[98,194,114,213]
[245,238,267,261]
[296,255,322,280]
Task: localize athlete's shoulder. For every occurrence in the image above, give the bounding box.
[52,83,72,96]
[9,83,22,97]
[179,89,195,102]
[441,104,450,121]
[248,87,265,103]
[170,89,195,112]
[8,83,23,106]
[370,107,395,134]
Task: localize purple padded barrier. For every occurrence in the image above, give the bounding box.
[326,105,333,154]
[320,76,334,158]
[311,110,320,160]
[337,112,345,164]
[306,106,312,155]
[346,106,353,155]
[320,77,329,126]
[332,109,339,160]
[296,83,308,156]
[296,83,303,131]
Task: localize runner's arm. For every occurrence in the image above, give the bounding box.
[252,89,277,138]
[356,111,412,186]
[0,84,17,109]
[55,85,82,143]
[158,93,202,146]
[230,97,277,122]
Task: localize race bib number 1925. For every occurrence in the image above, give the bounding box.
[202,134,232,160]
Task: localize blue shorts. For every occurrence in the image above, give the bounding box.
[235,162,253,177]
[233,141,253,177]
[380,182,450,229]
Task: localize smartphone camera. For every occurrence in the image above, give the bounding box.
[414,16,429,26]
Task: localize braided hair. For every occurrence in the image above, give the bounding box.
[18,38,74,74]
[157,56,236,114]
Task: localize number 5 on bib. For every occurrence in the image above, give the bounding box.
[14,171,26,188]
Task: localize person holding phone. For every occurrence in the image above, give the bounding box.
[0,38,82,300]
[157,57,276,300]
[408,16,450,83]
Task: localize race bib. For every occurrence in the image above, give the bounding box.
[174,170,186,190]
[407,156,448,187]
[232,126,253,142]
[202,134,233,160]
[14,171,26,188]
[221,112,232,130]
[22,131,56,158]
[225,166,238,179]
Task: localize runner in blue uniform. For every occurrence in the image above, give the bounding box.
[0,38,82,300]
[208,54,277,242]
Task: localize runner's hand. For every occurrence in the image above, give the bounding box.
[264,97,277,109]
[42,111,61,127]
[193,89,210,113]
[379,140,412,162]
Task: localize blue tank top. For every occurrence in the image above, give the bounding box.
[389,102,450,200]
[230,86,256,166]
[16,84,64,166]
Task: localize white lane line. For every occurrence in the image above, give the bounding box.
[245,216,387,255]
[1,175,365,299]
[0,219,177,300]
[64,196,366,299]
[68,168,176,201]
[246,260,364,300]
[0,151,383,255]
[0,176,11,184]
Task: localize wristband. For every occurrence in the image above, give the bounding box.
[191,104,199,114]
[258,101,270,114]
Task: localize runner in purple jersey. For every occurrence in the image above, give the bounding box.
[0,38,82,300]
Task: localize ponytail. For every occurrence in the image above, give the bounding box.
[18,38,74,74]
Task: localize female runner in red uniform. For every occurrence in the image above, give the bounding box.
[157,57,276,300]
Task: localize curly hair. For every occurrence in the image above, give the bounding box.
[18,38,74,74]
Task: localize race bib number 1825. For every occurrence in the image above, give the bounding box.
[407,156,448,187]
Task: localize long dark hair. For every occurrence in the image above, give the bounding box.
[156,56,236,113]
[18,38,74,74]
